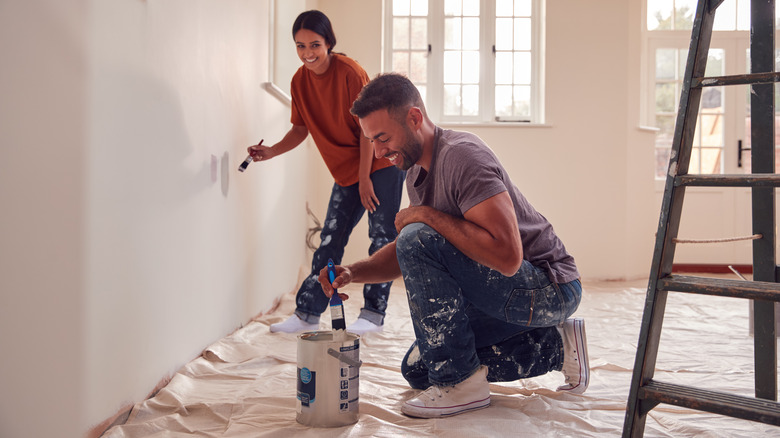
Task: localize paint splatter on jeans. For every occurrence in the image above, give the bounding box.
[294,166,405,325]
[396,222,581,387]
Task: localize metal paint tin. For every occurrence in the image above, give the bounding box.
[296,331,360,427]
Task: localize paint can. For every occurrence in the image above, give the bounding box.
[296,331,361,427]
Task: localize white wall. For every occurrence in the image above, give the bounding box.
[1,0,309,436]
[316,0,658,281]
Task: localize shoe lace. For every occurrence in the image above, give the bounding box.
[423,386,446,401]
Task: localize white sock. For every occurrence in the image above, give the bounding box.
[270,314,319,333]
[346,318,383,335]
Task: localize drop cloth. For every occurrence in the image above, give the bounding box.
[103,278,779,437]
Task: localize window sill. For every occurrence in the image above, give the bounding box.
[263,82,291,106]
[438,122,553,129]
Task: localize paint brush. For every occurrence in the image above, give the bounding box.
[238,139,263,172]
[327,259,346,331]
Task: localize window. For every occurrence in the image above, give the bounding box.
[645,0,780,178]
[385,0,545,123]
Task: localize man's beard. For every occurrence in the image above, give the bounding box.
[396,127,423,171]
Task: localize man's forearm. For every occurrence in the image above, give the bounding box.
[347,241,402,284]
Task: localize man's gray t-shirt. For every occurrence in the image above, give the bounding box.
[406,127,579,283]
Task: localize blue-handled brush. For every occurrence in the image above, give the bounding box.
[327,259,346,331]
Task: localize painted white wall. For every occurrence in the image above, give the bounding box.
[1,0,309,435]
[315,0,658,281]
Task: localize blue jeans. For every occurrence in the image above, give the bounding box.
[396,223,582,388]
[294,166,405,325]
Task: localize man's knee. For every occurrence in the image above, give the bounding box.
[396,223,441,257]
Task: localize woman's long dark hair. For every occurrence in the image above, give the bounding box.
[292,10,337,54]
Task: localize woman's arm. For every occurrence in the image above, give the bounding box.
[247,124,308,161]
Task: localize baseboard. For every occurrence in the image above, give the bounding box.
[672,264,753,274]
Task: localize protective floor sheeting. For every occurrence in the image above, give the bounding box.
[104,278,779,437]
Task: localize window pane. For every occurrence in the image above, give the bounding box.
[655,114,676,148]
[515,0,532,16]
[496,18,513,51]
[463,0,480,16]
[699,114,722,147]
[445,0,461,16]
[701,87,723,111]
[496,52,512,84]
[712,0,737,31]
[462,51,480,83]
[410,52,427,83]
[393,0,410,16]
[444,84,461,115]
[656,49,676,80]
[495,85,513,117]
[411,18,427,50]
[648,0,673,30]
[704,49,724,77]
[463,85,479,115]
[675,0,696,30]
[463,17,480,51]
[514,85,531,117]
[445,17,462,50]
[496,0,513,17]
[393,52,410,76]
[689,147,701,173]
[393,18,410,49]
[443,51,461,83]
[410,0,428,16]
[416,84,427,104]
[737,0,750,30]
[655,83,678,113]
[656,148,672,178]
[700,148,723,174]
[514,18,531,51]
[514,52,531,84]
[678,50,688,78]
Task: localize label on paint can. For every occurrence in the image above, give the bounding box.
[297,367,316,407]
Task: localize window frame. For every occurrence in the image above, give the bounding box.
[382,0,546,125]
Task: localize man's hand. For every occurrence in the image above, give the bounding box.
[394,205,434,233]
[318,264,353,301]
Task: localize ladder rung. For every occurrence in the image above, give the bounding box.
[639,380,780,426]
[659,275,780,301]
[693,72,780,88]
[674,174,780,187]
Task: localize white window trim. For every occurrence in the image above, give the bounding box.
[382,0,546,125]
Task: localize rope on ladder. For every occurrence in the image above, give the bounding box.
[672,234,763,244]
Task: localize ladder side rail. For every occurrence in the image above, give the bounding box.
[623,1,718,436]
[749,0,778,402]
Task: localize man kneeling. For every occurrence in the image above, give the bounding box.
[319,73,588,418]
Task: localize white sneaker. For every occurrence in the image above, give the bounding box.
[401,365,491,418]
[556,317,589,394]
[346,318,383,335]
[269,315,319,333]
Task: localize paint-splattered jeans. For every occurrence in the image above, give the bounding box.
[294,166,405,325]
[396,222,582,388]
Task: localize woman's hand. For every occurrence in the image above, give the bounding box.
[359,178,380,213]
[247,140,276,162]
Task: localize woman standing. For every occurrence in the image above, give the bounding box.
[248,10,404,335]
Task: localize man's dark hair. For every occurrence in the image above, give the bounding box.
[293,10,337,54]
[350,73,426,123]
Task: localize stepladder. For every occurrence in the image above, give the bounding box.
[623,0,780,436]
